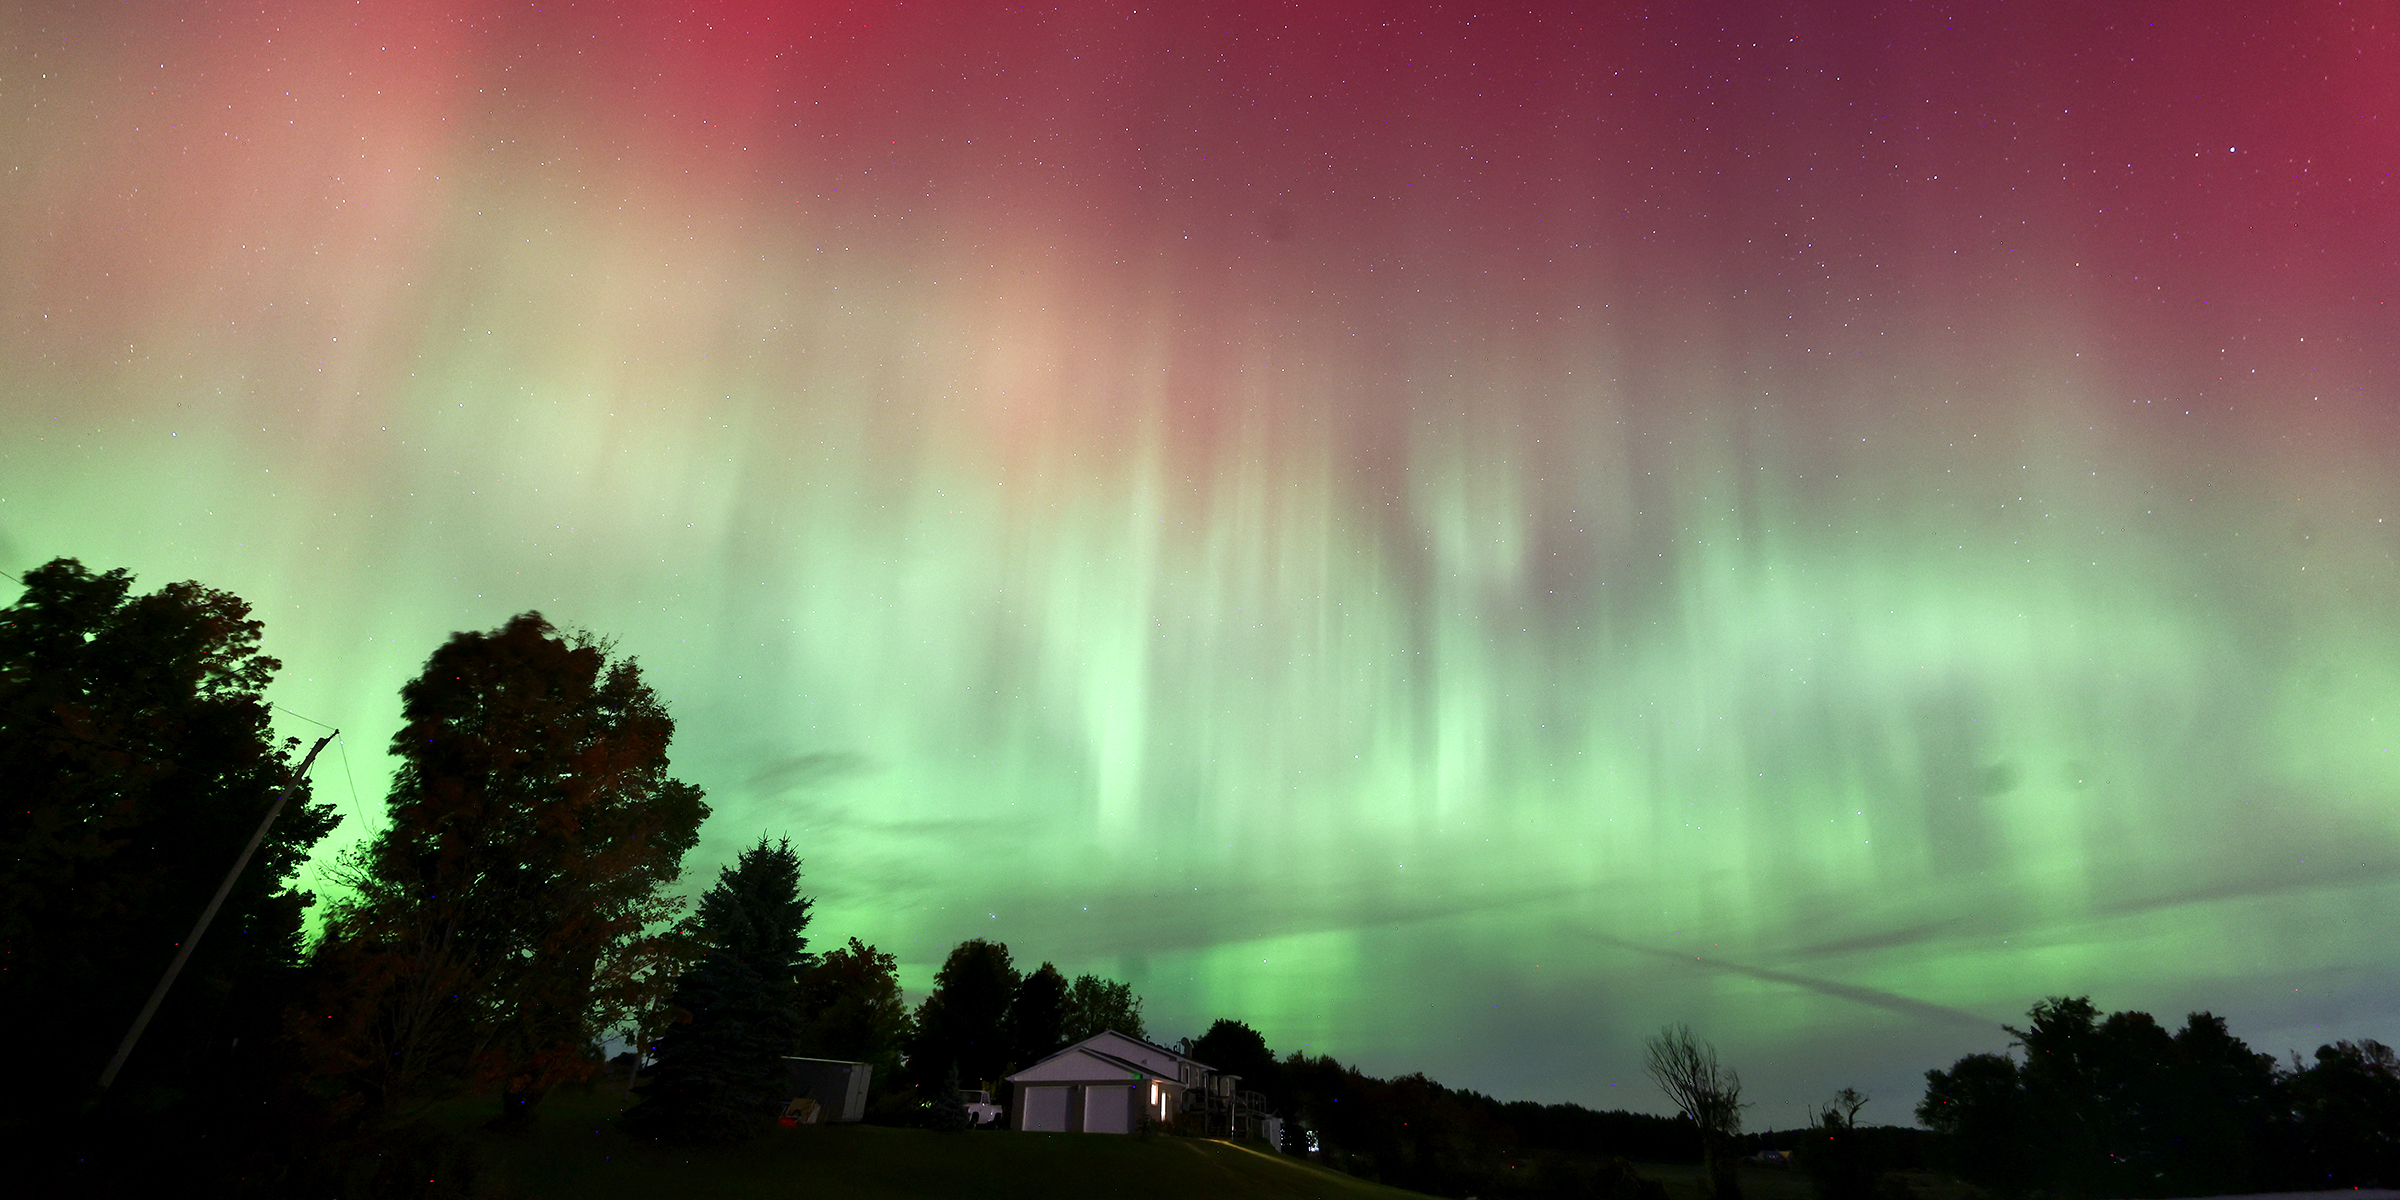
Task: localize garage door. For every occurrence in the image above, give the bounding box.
[1082,1084,1131,1134]
[1021,1085,1069,1132]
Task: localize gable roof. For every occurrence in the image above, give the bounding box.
[1004,1029,1215,1086]
[1006,1044,1173,1084]
[1080,1029,1213,1075]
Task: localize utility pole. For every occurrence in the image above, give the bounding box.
[94,731,337,1096]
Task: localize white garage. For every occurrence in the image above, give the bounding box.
[1080,1084,1134,1134]
[1020,1082,1071,1131]
[1005,1031,1204,1133]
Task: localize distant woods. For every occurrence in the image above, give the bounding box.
[1252,1001,2400,1199]
[1920,995,2400,1195]
[1180,1016,1689,1200]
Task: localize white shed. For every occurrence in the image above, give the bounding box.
[782,1056,873,1122]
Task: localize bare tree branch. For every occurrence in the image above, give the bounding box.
[1644,1023,1747,1200]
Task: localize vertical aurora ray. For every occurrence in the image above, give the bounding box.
[4,1,2396,1113]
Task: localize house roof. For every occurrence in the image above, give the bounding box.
[1006,1044,1177,1085]
[1087,1029,1213,1070]
[1004,1030,1216,1085]
[1095,1030,1221,1075]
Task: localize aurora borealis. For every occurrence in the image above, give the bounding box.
[4,0,2396,1119]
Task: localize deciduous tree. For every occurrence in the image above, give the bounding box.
[1190,1017,1282,1111]
[910,939,1020,1089]
[1801,1087,1880,1200]
[1917,1051,2030,1192]
[0,559,337,1120]
[1643,1024,1744,1200]
[795,936,912,1087]
[2288,1038,2400,1188]
[1922,997,2312,1197]
[309,613,705,1124]
[2165,1013,2282,1194]
[1062,972,1146,1044]
[1006,962,1070,1070]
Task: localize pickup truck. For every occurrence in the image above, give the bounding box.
[958,1089,1006,1128]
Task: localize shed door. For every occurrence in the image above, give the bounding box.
[1021,1085,1069,1132]
[1082,1084,1132,1134]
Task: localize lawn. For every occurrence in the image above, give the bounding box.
[441,1089,1973,1200]
[451,1087,1437,1200]
[1633,1161,1974,1200]
[1635,1162,1817,1200]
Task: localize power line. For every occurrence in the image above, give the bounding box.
[337,735,367,828]
[272,703,338,731]
[273,705,370,827]
[96,732,336,1097]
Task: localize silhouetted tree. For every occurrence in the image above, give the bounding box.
[0,560,337,1162]
[1278,1052,1517,1195]
[1190,1017,1282,1112]
[2012,999,2205,1196]
[623,943,780,1140]
[929,1061,972,1132]
[1496,1098,1701,1161]
[1644,1024,1744,1200]
[2163,1013,2283,1194]
[910,939,1019,1088]
[305,614,706,1125]
[2090,1009,2184,1189]
[1061,972,1146,1043]
[1917,1051,2030,1192]
[625,836,812,1142]
[1006,962,1070,1070]
[1799,1087,1881,1200]
[2008,996,2139,1194]
[795,936,911,1087]
[1923,997,2319,1197]
[1263,1045,1703,1199]
[2287,1038,2400,1187]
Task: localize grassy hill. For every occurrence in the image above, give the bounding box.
[439,1089,1969,1200]
[451,1088,1437,1200]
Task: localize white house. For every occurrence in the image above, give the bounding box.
[1004,1030,1214,1134]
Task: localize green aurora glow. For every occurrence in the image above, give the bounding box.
[3,0,2396,1118]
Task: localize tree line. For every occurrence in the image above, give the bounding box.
[1193,999,2398,1200]
[1919,995,2400,1196]
[1169,1015,1697,1200]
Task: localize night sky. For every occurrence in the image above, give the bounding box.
[5,1,2397,1121]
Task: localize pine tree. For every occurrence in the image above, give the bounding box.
[626,837,813,1142]
[928,1061,971,1132]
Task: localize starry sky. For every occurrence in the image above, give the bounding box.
[5,0,2397,1121]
